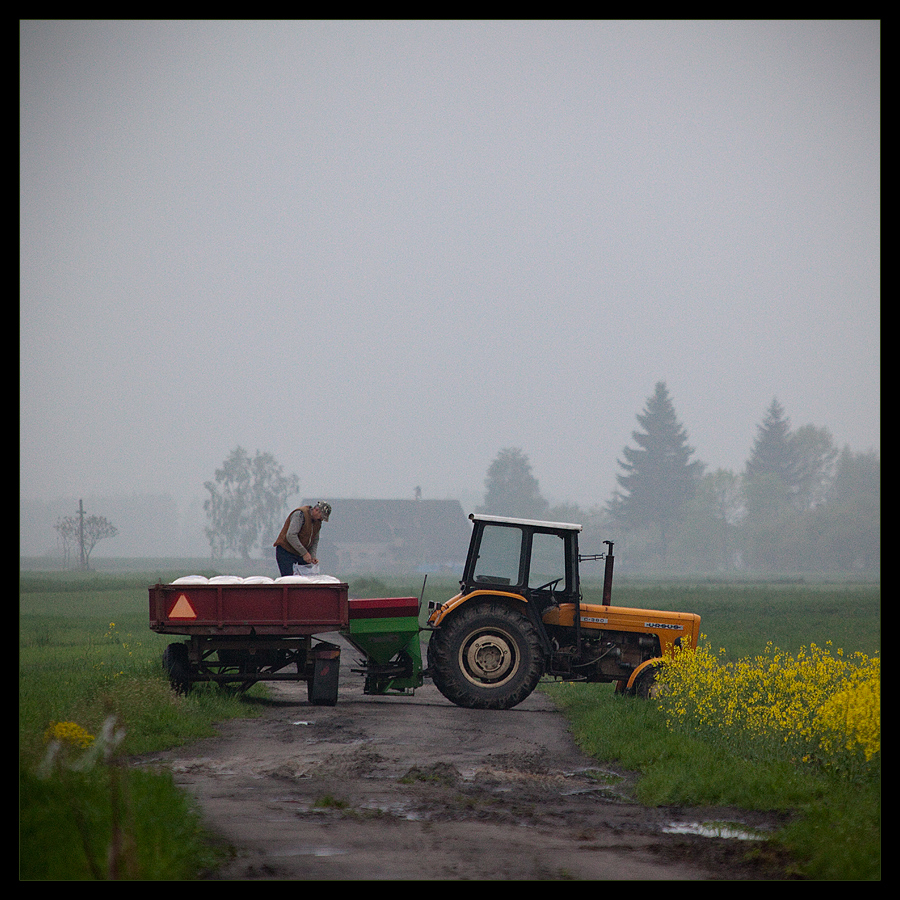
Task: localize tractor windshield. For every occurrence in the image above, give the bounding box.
[472,524,524,586]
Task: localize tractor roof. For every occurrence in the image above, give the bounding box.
[469,513,583,532]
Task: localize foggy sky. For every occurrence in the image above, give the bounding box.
[20,20,880,522]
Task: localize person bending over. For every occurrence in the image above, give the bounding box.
[273,501,331,576]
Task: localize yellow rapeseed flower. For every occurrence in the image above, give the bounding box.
[43,720,95,749]
[655,639,880,775]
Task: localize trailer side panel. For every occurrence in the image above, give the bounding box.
[149,582,349,636]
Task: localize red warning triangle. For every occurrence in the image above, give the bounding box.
[169,594,197,619]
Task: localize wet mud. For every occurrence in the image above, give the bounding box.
[134,635,794,880]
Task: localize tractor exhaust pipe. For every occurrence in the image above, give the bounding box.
[579,541,616,606]
[602,541,615,606]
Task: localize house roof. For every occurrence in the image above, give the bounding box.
[303,498,472,551]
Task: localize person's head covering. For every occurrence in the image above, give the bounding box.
[315,501,332,521]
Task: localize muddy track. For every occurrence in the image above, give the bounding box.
[135,635,793,880]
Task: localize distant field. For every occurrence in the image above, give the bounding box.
[582,579,881,660]
[19,562,880,659]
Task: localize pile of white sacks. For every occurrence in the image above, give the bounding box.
[171,573,343,585]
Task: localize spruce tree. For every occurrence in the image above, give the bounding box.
[742,399,803,569]
[478,448,550,519]
[745,398,799,487]
[612,382,703,562]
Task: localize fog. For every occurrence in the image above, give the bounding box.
[20,20,879,554]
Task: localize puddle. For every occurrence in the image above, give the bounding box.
[271,847,348,857]
[662,821,768,841]
[561,768,631,802]
[360,800,425,820]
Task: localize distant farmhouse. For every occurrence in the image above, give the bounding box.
[304,498,472,574]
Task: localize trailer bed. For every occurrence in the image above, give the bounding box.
[149,579,349,636]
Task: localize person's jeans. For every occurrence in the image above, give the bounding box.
[276,545,303,576]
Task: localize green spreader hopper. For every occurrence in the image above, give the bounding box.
[344,596,424,695]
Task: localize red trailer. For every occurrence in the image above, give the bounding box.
[149,578,423,705]
[150,579,350,704]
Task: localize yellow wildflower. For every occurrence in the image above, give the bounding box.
[44,720,95,750]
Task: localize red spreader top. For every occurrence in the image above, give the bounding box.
[347,597,420,620]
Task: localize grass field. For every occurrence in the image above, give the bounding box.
[19,568,880,880]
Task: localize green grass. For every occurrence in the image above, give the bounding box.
[19,765,228,880]
[19,585,266,762]
[20,573,266,880]
[544,681,821,808]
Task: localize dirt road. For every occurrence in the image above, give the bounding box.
[137,635,790,880]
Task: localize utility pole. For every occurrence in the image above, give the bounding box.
[78,498,86,570]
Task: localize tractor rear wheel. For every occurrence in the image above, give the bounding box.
[428,601,544,710]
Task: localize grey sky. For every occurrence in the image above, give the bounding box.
[20,20,879,519]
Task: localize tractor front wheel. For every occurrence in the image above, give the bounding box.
[428,601,544,710]
[631,664,661,700]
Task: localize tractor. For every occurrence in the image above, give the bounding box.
[426,514,700,709]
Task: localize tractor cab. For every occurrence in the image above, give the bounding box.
[461,514,582,614]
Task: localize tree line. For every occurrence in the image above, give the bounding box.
[478,383,879,575]
[200,383,877,574]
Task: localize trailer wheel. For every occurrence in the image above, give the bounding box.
[307,643,340,706]
[162,642,193,695]
[428,601,544,710]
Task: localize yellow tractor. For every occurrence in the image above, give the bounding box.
[426,514,700,709]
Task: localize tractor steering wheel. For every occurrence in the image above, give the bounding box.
[532,578,562,593]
